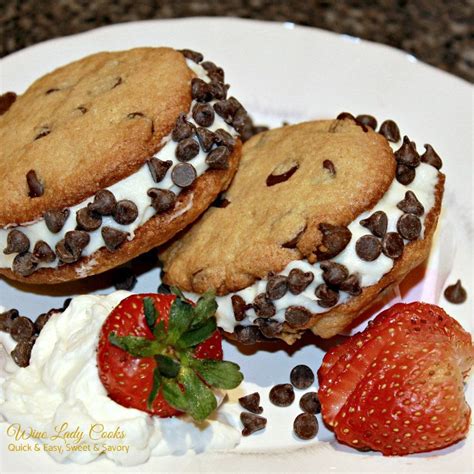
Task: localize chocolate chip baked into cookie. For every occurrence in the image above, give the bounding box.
[0,47,257,283]
[161,115,445,344]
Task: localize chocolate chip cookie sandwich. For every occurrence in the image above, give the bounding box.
[0,47,257,283]
[160,115,445,344]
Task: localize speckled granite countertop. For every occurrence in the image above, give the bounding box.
[2,0,473,82]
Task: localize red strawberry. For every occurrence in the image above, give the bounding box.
[97,291,242,421]
[318,302,474,455]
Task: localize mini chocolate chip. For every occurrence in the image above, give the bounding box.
[360,211,388,238]
[234,325,263,344]
[444,280,467,304]
[206,146,230,170]
[179,49,203,63]
[113,200,138,225]
[323,159,336,176]
[255,318,283,338]
[56,230,89,263]
[266,275,288,300]
[270,383,295,407]
[212,193,230,208]
[10,316,35,342]
[101,226,128,251]
[4,230,30,254]
[171,163,197,187]
[191,77,212,102]
[282,228,305,249]
[33,240,55,262]
[158,283,171,294]
[397,191,424,216]
[147,158,172,183]
[320,261,349,287]
[34,127,51,140]
[111,77,122,88]
[0,91,16,115]
[381,232,405,259]
[214,129,236,150]
[356,114,377,130]
[213,99,239,123]
[76,207,102,231]
[201,61,224,82]
[171,113,195,142]
[231,295,247,321]
[208,81,228,100]
[35,312,52,333]
[0,309,18,333]
[290,365,315,389]
[287,268,314,294]
[266,164,299,186]
[379,120,401,142]
[44,208,70,233]
[285,306,311,328]
[316,223,352,260]
[253,293,276,318]
[294,413,319,440]
[355,235,382,261]
[232,108,253,136]
[340,274,362,296]
[26,170,44,197]
[12,252,37,276]
[113,267,137,291]
[88,190,117,216]
[239,392,263,414]
[421,144,443,170]
[337,112,355,121]
[300,392,321,414]
[396,163,416,185]
[11,340,33,368]
[315,284,339,308]
[240,412,267,436]
[77,105,88,114]
[175,137,200,162]
[147,188,177,212]
[196,127,216,152]
[395,136,420,168]
[192,103,214,127]
[397,214,422,240]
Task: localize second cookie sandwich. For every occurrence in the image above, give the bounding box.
[0,47,256,283]
[161,116,445,343]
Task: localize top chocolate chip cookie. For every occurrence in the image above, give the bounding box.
[161,119,395,294]
[0,47,253,283]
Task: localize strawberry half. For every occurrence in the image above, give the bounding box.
[318,302,474,455]
[97,291,243,421]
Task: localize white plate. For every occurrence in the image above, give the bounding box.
[0,18,472,474]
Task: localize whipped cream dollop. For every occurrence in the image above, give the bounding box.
[0,59,237,273]
[215,161,440,332]
[0,293,241,466]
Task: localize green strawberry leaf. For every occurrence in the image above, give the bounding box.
[167,297,194,344]
[178,367,217,421]
[147,365,162,409]
[161,378,188,412]
[190,291,217,328]
[170,286,186,300]
[156,354,180,378]
[153,320,167,342]
[177,317,217,349]
[109,332,162,357]
[143,297,158,331]
[190,359,243,389]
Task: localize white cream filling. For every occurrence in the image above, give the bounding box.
[0,293,241,466]
[0,59,237,272]
[213,162,440,332]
